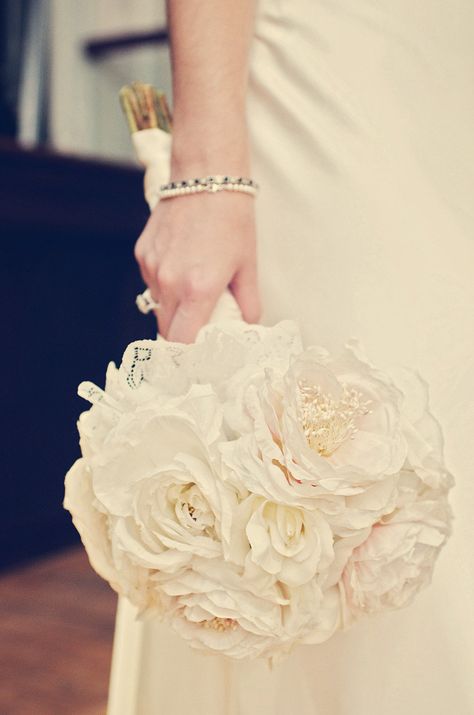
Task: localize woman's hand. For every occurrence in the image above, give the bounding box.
[134,190,260,343]
[134,0,259,342]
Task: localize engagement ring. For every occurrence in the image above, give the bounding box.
[136,288,160,314]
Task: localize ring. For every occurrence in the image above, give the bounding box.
[136,288,161,314]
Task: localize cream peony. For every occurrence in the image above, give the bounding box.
[340,431,453,621]
[157,558,340,659]
[342,485,452,620]
[384,364,454,491]
[221,339,407,511]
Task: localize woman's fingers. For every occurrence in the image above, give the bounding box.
[166,298,214,343]
[137,260,262,341]
[133,192,259,342]
[166,274,226,342]
[230,263,261,324]
[134,237,164,330]
[154,267,179,337]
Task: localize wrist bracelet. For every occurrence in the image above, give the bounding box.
[159,175,259,199]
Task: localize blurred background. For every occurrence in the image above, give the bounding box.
[0,1,172,712]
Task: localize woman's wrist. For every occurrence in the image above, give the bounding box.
[170,120,251,179]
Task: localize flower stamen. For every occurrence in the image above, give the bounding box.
[297,379,372,456]
[203,617,238,632]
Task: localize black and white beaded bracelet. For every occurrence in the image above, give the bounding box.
[159,175,259,199]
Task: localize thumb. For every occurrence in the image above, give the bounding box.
[230,264,261,324]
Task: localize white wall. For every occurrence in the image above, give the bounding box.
[49,0,172,162]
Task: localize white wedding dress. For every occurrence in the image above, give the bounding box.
[107,1,474,713]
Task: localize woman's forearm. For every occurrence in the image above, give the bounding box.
[166,0,257,177]
[134,1,260,343]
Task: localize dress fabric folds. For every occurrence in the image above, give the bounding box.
[107,1,474,712]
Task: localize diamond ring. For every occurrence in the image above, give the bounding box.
[136,288,161,314]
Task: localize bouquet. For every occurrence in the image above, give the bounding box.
[64,84,454,662]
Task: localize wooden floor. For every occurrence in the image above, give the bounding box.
[0,546,117,715]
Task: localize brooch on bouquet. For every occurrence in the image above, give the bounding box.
[64,84,454,663]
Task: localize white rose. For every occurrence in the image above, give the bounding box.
[63,458,167,615]
[108,450,235,574]
[65,385,240,613]
[227,494,334,587]
[94,393,236,562]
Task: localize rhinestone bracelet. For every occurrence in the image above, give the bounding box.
[159,175,259,199]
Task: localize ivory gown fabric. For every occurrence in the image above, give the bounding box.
[107,1,474,713]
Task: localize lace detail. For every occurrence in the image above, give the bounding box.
[124,345,153,390]
[109,320,303,401]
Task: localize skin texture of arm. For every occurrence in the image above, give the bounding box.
[134,0,260,343]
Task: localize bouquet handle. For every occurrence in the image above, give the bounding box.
[131,128,243,325]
